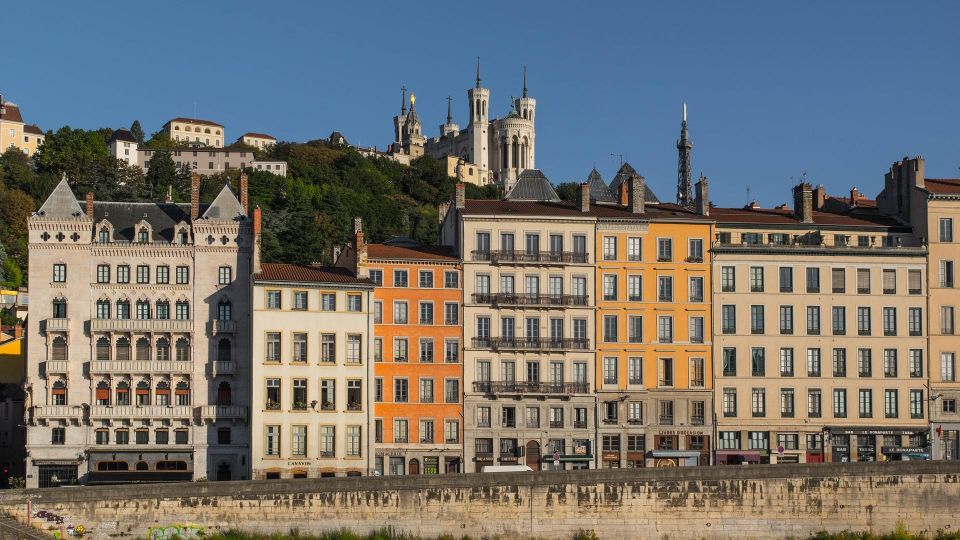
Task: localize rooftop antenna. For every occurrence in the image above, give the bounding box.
[609,153,624,166]
[746,185,752,204]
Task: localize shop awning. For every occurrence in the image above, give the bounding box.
[650,450,701,458]
[715,450,761,461]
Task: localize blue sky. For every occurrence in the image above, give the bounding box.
[3,1,959,207]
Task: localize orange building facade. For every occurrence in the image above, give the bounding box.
[340,222,464,475]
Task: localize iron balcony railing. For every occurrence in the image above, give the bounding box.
[471,250,589,264]
[471,337,590,351]
[471,293,589,307]
[473,381,590,394]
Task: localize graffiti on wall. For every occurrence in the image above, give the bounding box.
[147,524,207,539]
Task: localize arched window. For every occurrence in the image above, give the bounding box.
[217,381,232,406]
[95,380,110,405]
[136,338,150,361]
[95,300,111,319]
[51,336,67,362]
[99,228,110,243]
[138,227,149,243]
[178,230,188,245]
[156,338,170,361]
[217,339,231,363]
[501,140,508,169]
[116,337,130,362]
[175,338,190,362]
[136,461,149,471]
[51,380,67,405]
[155,381,170,405]
[217,300,231,321]
[175,381,190,405]
[96,336,111,362]
[116,381,130,405]
[116,299,131,320]
[136,300,151,320]
[511,137,519,169]
[52,298,67,319]
[135,381,150,406]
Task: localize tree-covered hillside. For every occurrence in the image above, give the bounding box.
[0,128,499,288]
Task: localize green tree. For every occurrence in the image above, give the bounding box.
[554,182,579,202]
[34,126,110,186]
[130,120,145,145]
[144,149,190,200]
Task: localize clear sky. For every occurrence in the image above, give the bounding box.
[3,1,959,207]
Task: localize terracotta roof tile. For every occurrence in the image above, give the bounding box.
[0,102,23,123]
[23,124,43,135]
[462,199,706,220]
[367,244,458,261]
[255,263,372,285]
[166,117,223,127]
[241,132,276,140]
[711,206,903,227]
[924,179,960,194]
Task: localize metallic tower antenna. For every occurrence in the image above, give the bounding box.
[676,101,694,207]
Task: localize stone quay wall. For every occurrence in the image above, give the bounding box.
[1,461,958,539]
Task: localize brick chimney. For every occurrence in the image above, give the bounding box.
[578,182,590,212]
[849,187,860,207]
[190,173,201,220]
[85,192,94,220]
[629,175,645,214]
[793,183,814,223]
[695,175,709,216]
[354,217,367,268]
[252,206,262,274]
[813,184,826,211]
[239,172,249,216]
[618,180,629,206]
[13,323,23,340]
[455,183,465,210]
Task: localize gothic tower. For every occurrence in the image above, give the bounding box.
[514,66,536,171]
[676,101,693,208]
[401,92,425,157]
[467,57,490,172]
[393,86,408,147]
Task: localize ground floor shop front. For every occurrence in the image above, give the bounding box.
[373,446,462,476]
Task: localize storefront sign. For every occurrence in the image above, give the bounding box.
[375,451,407,457]
[827,428,922,436]
[656,430,706,436]
[286,461,312,467]
[573,445,588,455]
[881,446,928,454]
[474,456,494,463]
[602,451,619,460]
[832,446,850,453]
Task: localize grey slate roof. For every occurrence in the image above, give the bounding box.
[94,202,194,243]
[586,168,616,203]
[503,169,561,202]
[608,162,661,203]
[202,185,245,221]
[35,178,85,220]
[109,129,136,143]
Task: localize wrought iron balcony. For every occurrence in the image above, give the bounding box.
[471,293,589,307]
[472,381,590,395]
[90,405,193,420]
[91,318,192,333]
[199,405,247,422]
[471,337,590,351]
[471,250,589,265]
[90,360,193,374]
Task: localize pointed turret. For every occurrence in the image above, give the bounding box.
[585,168,616,204]
[503,169,560,202]
[676,101,694,207]
[201,184,246,221]
[609,162,661,204]
[475,56,481,88]
[36,175,86,220]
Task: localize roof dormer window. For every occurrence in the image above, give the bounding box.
[138,228,149,243]
[99,227,110,243]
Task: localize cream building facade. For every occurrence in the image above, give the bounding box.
[163,118,224,147]
[0,98,44,155]
[25,175,252,488]
[239,133,277,149]
[251,257,375,479]
[140,147,287,177]
[712,183,929,464]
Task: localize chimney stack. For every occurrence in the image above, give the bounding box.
[629,175,645,214]
[85,192,94,220]
[455,183,465,210]
[618,180,629,206]
[252,206,262,274]
[793,183,814,223]
[578,182,590,212]
[354,217,367,268]
[850,187,860,207]
[239,172,249,216]
[695,175,709,216]
[190,173,201,221]
[13,322,23,340]
[813,184,826,210]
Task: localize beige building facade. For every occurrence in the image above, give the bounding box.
[141,147,287,177]
[163,117,224,147]
[239,133,276,149]
[713,183,929,464]
[251,257,375,479]
[0,98,44,155]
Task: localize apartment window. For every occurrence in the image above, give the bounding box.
[603,315,618,343]
[373,301,383,324]
[879,269,896,294]
[628,402,642,423]
[157,266,169,284]
[722,348,737,376]
[750,348,765,376]
[368,269,383,286]
[779,267,793,292]
[319,426,336,456]
[688,238,703,261]
[883,307,897,336]
[346,334,361,363]
[627,316,643,343]
[658,358,674,387]
[858,348,872,377]
[833,389,847,418]
[266,290,281,309]
[806,267,820,293]
[749,266,764,292]
[941,261,955,288]
[602,236,617,260]
[501,406,516,428]
[627,237,641,261]
[833,348,847,377]
[290,425,307,457]
[857,307,872,336]
[831,306,846,335]
[690,357,705,387]
[265,332,281,362]
[393,270,408,287]
[418,302,434,325]
[116,265,130,284]
[859,389,873,418]
[909,349,924,378]
[719,431,741,450]
[781,389,795,417]
[440,270,458,288]
[444,339,459,363]
[910,390,924,419]
[780,348,795,376]
[444,420,459,444]
[908,307,922,336]
[52,263,67,283]
[392,338,407,362]
[945,400,958,414]
[265,379,281,410]
[657,238,672,261]
[943,353,956,382]
[320,292,336,311]
[750,305,764,334]
[318,333,335,362]
[721,266,735,292]
[419,270,434,288]
[97,264,110,283]
[780,305,794,334]
[419,379,434,403]
[628,357,643,385]
[525,233,541,255]
[853,268,869,294]
[689,316,704,343]
[477,406,491,428]
[884,389,899,418]
[602,357,618,385]
[722,388,737,417]
[883,349,898,377]
[751,388,766,417]
[942,306,956,335]
[908,269,922,294]
[602,275,617,301]
[176,266,189,284]
[445,379,459,403]
[688,276,704,302]
[808,389,822,417]
[373,338,383,362]
[807,348,822,377]
[831,268,845,293]
[52,299,67,319]
[721,305,736,334]
[657,315,674,343]
[807,306,821,334]
[444,302,459,325]
[628,275,642,301]
[940,217,954,242]
[658,276,673,302]
[394,301,408,324]
[394,379,408,403]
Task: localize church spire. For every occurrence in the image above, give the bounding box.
[401,85,407,114]
[676,100,694,208]
[476,56,481,88]
[522,66,528,98]
[446,95,453,124]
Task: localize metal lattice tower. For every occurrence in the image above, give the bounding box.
[676,101,693,207]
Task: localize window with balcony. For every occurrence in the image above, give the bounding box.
[689,276,704,302]
[657,238,672,262]
[688,238,703,262]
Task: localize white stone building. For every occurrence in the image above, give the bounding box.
[24,175,252,488]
